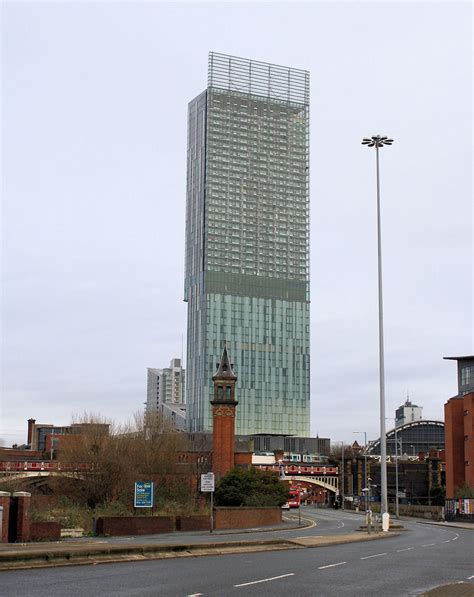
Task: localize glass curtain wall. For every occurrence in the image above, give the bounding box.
[185,53,310,435]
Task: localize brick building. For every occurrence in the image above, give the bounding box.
[444,355,474,498]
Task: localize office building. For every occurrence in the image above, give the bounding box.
[184,52,310,434]
[395,397,423,427]
[444,355,474,498]
[146,359,185,411]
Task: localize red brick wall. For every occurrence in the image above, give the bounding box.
[13,492,31,542]
[214,507,282,530]
[0,491,10,543]
[445,396,466,498]
[464,393,474,489]
[212,406,236,480]
[176,515,210,532]
[30,522,61,541]
[234,453,252,466]
[96,516,174,536]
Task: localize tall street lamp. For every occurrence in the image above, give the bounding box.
[362,134,394,531]
[353,431,368,512]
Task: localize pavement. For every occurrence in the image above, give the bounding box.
[0,516,399,571]
[0,513,470,574]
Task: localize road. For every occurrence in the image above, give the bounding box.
[1,509,473,596]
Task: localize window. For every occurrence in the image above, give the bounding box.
[461,365,474,386]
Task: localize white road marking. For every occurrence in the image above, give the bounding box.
[452,535,459,541]
[234,573,295,587]
[187,594,203,596]
[422,543,436,547]
[396,547,414,552]
[442,539,451,543]
[318,562,347,569]
[467,576,474,580]
[360,553,387,560]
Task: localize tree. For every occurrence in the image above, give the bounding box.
[214,467,289,507]
[454,483,474,499]
[55,411,189,509]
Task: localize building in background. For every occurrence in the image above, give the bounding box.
[146,359,186,431]
[184,52,310,435]
[395,396,423,427]
[444,355,474,498]
[367,420,444,457]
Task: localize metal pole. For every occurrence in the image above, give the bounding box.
[375,144,388,522]
[395,426,399,519]
[341,443,345,510]
[210,491,214,533]
[364,432,368,514]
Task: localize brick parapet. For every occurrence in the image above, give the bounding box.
[30,521,61,541]
[96,516,174,536]
[214,507,282,530]
[0,491,10,543]
[12,492,31,542]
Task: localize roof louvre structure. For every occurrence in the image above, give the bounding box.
[208,51,309,105]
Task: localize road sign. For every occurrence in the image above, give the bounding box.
[200,472,215,492]
[134,481,154,508]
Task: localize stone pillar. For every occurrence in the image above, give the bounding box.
[12,492,31,542]
[0,492,10,543]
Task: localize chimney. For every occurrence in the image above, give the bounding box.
[27,418,36,446]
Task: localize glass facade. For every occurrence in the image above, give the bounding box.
[185,53,310,435]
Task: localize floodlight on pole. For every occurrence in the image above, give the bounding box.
[362,134,394,531]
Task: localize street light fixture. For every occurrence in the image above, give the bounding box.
[353,431,368,513]
[362,134,394,531]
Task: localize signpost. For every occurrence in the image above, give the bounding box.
[200,472,215,533]
[134,481,154,509]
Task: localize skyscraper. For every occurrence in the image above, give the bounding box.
[185,52,310,435]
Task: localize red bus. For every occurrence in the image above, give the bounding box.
[288,487,301,508]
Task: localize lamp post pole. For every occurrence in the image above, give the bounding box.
[394,425,400,519]
[362,135,394,531]
[353,431,368,512]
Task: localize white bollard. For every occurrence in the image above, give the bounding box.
[382,512,390,532]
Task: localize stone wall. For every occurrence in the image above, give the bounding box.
[369,503,443,520]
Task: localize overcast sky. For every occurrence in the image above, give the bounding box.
[1,1,472,448]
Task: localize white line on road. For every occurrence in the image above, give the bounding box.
[442,539,451,543]
[467,576,474,580]
[187,594,202,596]
[318,562,347,569]
[422,543,436,547]
[234,573,295,587]
[452,535,459,541]
[360,553,387,560]
[396,547,414,552]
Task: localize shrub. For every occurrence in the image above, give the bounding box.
[214,467,289,507]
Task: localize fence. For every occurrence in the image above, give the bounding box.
[444,498,474,522]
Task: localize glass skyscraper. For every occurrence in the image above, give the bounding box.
[185,52,310,435]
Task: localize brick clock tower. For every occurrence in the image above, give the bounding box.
[211,344,238,480]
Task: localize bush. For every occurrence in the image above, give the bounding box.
[214,467,289,507]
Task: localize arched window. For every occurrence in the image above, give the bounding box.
[226,386,232,400]
[217,386,223,400]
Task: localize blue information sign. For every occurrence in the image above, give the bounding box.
[134,481,154,508]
